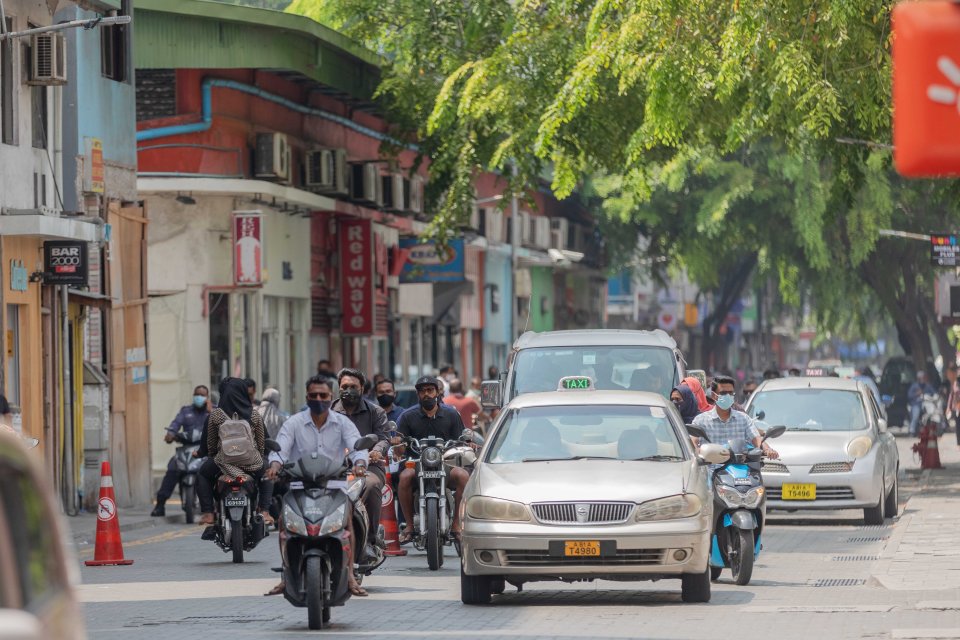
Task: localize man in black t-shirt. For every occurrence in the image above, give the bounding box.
[395,376,468,543]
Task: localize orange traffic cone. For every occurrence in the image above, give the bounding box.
[381,470,407,557]
[85,461,134,566]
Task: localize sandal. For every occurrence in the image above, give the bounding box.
[264,581,285,596]
[398,528,414,545]
[348,582,368,597]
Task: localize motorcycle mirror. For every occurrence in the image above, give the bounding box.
[686,424,709,441]
[354,434,379,451]
[763,425,787,440]
[264,438,281,453]
[698,443,730,465]
[386,420,398,432]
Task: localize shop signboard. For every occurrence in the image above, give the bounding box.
[340,218,374,335]
[233,212,263,286]
[399,238,465,283]
[43,241,88,285]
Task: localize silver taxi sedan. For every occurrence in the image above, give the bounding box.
[744,377,899,524]
[460,376,724,605]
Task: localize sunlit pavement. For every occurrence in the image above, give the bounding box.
[71,437,960,639]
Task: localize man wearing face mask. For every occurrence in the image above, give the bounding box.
[330,368,390,551]
[692,375,779,459]
[151,385,210,517]
[375,377,404,423]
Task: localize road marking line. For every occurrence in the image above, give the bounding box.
[740,605,894,613]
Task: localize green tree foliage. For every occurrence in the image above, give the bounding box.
[289,0,958,366]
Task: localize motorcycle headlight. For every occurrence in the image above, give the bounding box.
[635,494,702,521]
[846,436,872,459]
[742,486,765,508]
[422,447,443,469]
[466,496,531,522]
[716,485,745,508]
[282,503,307,536]
[320,503,347,535]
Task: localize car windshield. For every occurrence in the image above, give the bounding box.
[486,405,687,463]
[509,346,677,398]
[747,389,868,432]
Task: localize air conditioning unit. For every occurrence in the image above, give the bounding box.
[304,148,348,195]
[381,173,404,211]
[254,132,291,182]
[408,175,424,214]
[29,33,67,86]
[486,209,505,244]
[350,163,382,206]
[533,216,551,249]
[550,218,569,250]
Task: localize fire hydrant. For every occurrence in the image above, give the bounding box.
[912,422,943,470]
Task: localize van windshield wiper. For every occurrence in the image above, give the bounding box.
[786,426,822,432]
[521,455,617,462]
[629,454,684,461]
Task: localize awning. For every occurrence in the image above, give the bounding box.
[0,212,101,242]
[67,289,112,310]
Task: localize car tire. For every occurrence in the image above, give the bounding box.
[681,566,711,603]
[884,473,899,518]
[460,562,492,605]
[710,566,723,582]
[863,484,885,525]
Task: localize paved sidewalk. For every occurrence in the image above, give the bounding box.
[873,432,960,593]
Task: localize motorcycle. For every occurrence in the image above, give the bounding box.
[687,424,785,586]
[172,431,204,524]
[276,434,380,630]
[201,441,276,563]
[401,429,481,571]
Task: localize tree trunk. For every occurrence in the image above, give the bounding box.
[699,255,757,368]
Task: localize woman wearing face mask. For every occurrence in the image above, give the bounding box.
[670,384,701,425]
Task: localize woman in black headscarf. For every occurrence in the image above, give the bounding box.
[197,377,271,526]
[670,384,701,425]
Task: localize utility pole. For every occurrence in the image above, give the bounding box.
[510,163,520,343]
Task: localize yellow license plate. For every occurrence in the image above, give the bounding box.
[564,540,601,557]
[782,483,816,500]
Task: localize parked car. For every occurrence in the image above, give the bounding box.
[0,430,85,639]
[879,357,916,429]
[744,376,899,525]
[461,375,717,604]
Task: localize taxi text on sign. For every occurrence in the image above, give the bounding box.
[893,2,960,176]
[339,218,374,336]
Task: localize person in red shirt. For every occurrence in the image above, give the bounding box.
[445,378,481,430]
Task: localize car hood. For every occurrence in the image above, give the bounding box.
[769,430,872,464]
[473,459,698,504]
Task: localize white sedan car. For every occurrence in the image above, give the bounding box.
[744,377,899,524]
[460,376,726,604]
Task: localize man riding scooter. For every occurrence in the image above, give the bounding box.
[151,385,210,517]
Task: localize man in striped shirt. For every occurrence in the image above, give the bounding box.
[692,375,779,459]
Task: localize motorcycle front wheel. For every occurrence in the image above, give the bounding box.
[730,528,754,585]
[182,484,196,524]
[426,497,442,571]
[231,519,244,564]
[305,555,326,630]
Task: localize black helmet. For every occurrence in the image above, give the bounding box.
[414,375,441,392]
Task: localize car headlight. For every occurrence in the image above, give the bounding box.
[635,494,702,521]
[846,436,872,459]
[422,447,443,469]
[466,496,531,522]
[716,485,746,508]
[283,503,307,536]
[320,503,347,535]
[742,486,765,508]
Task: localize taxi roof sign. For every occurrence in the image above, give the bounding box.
[558,376,594,391]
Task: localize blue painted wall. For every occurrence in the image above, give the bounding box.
[483,249,512,346]
[57,3,136,212]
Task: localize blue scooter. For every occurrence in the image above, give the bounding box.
[687,424,785,585]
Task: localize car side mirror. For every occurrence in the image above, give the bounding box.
[698,443,730,465]
[0,608,43,639]
[481,380,502,409]
[756,410,766,421]
[686,424,709,441]
[354,434,379,451]
[877,418,888,433]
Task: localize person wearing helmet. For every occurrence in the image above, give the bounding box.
[394,376,468,544]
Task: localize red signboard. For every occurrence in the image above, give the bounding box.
[893,2,960,176]
[233,212,263,286]
[339,218,374,335]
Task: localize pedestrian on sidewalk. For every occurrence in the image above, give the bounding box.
[908,371,936,437]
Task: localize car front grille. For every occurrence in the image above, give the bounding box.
[809,462,854,474]
[767,486,856,501]
[762,462,789,474]
[502,549,665,567]
[531,502,634,525]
